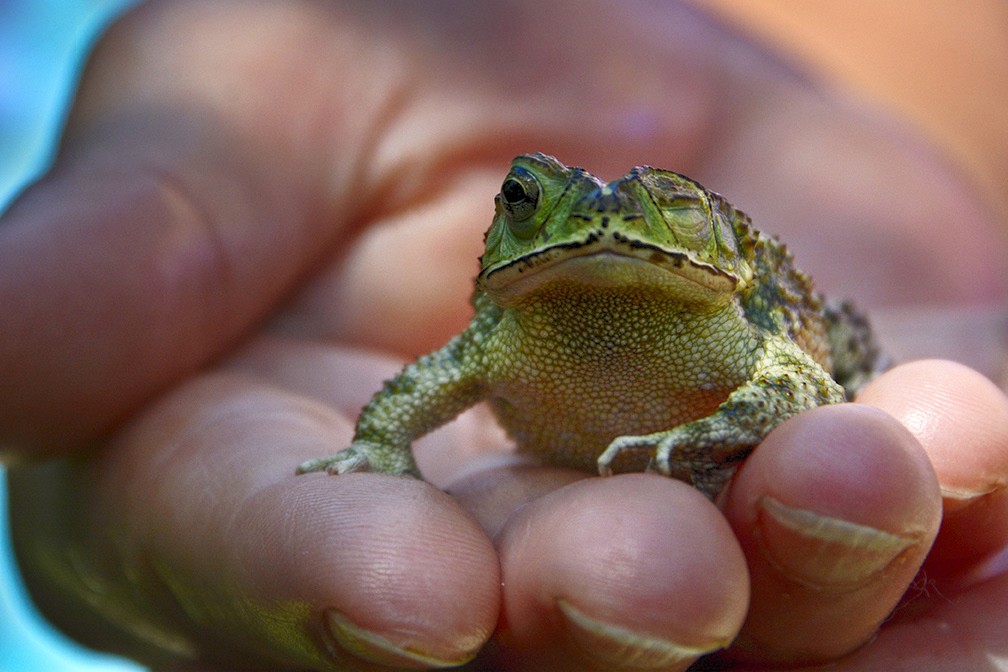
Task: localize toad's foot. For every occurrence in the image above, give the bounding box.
[598,430,751,499]
[296,440,421,477]
[296,444,372,475]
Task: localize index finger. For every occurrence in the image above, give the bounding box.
[0,2,380,456]
[9,369,501,669]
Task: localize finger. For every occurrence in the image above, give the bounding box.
[488,474,748,672]
[0,1,378,456]
[782,573,1008,672]
[857,359,1008,580]
[9,374,499,670]
[719,404,941,666]
[448,463,590,538]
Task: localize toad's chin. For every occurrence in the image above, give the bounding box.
[479,242,743,308]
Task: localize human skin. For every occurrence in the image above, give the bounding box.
[2,1,1007,670]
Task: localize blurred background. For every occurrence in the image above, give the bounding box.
[1,1,1005,671]
[697,0,1008,224]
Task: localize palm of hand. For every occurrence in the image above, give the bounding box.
[4,2,1007,671]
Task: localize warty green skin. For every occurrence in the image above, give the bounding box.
[298,153,882,498]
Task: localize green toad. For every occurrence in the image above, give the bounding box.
[298,153,883,497]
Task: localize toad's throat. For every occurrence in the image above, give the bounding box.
[479,233,739,305]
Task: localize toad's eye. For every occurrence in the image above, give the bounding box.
[499,167,540,223]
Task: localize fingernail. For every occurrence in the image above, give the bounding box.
[323,609,475,668]
[940,484,999,512]
[557,599,726,670]
[756,496,917,588]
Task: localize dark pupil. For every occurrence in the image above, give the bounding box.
[502,178,528,205]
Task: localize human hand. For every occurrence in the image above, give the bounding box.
[3,1,1006,670]
[453,359,1008,671]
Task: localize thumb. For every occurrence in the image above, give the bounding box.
[0,2,402,458]
[0,121,331,457]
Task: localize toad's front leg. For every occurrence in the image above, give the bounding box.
[598,345,846,498]
[296,330,487,478]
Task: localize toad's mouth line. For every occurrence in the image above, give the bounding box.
[478,235,740,304]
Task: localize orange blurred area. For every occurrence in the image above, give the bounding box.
[693,0,1008,224]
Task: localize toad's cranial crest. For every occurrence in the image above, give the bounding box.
[297,153,885,498]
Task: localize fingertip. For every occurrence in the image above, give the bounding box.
[494,475,748,670]
[274,474,500,668]
[721,404,941,664]
[857,359,1008,498]
[729,404,940,535]
[857,359,1008,577]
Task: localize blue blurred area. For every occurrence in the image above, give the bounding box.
[1,3,145,671]
[0,0,135,208]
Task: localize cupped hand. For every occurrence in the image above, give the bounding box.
[3,1,1006,670]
